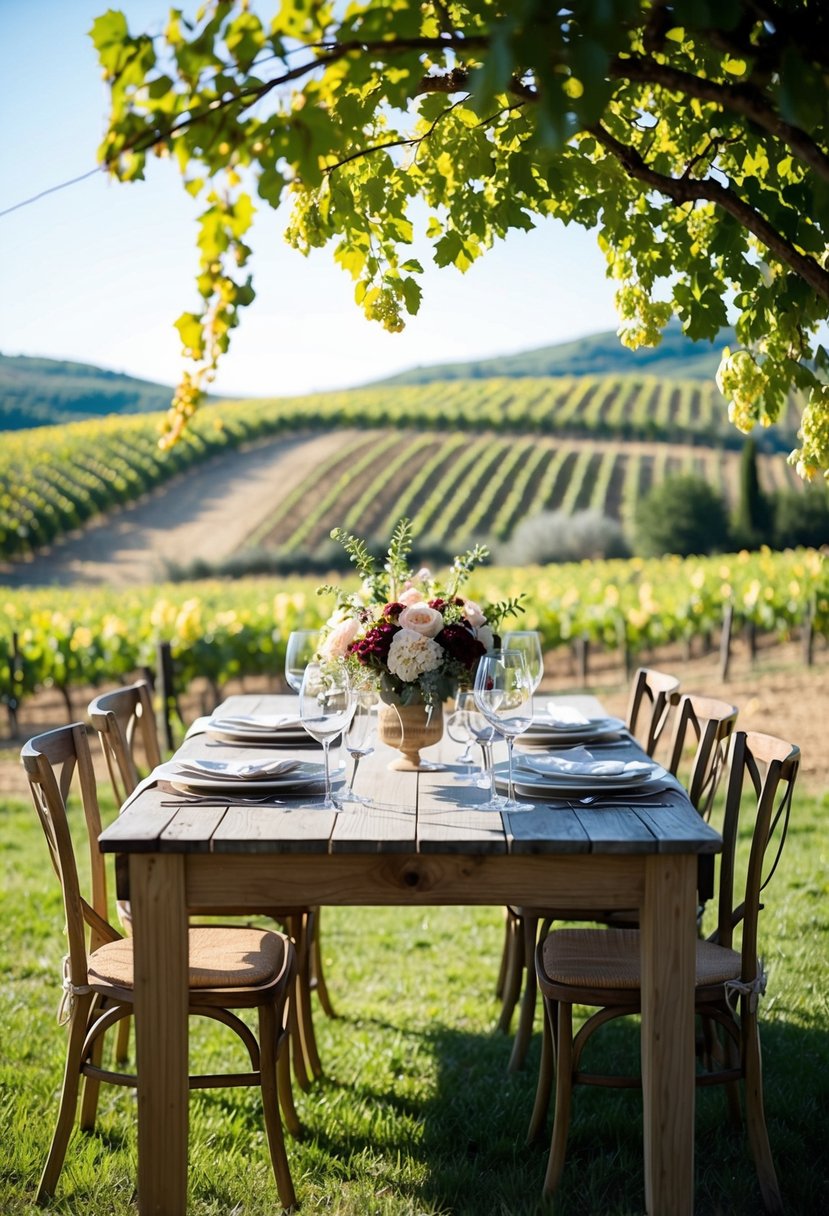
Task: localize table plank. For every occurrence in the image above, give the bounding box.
[506,807,591,854]
[210,805,336,853]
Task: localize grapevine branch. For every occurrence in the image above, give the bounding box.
[592,121,829,303]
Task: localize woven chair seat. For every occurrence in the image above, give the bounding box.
[89,926,288,990]
[542,928,741,991]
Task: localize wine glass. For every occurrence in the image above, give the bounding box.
[285,629,321,693]
[473,651,534,810]
[299,663,353,809]
[339,690,376,805]
[464,700,506,810]
[502,630,544,693]
[446,690,480,782]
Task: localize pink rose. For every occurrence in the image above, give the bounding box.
[398,586,423,606]
[463,599,486,628]
[321,617,359,658]
[398,603,444,638]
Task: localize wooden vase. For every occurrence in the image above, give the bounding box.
[376,699,444,771]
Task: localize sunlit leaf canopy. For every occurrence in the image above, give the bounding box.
[92,0,829,476]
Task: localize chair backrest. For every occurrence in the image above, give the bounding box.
[666,692,739,820]
[21,725,120,996]
[712,730,800,980]
[625,667,681,756]
[88,681,162,805]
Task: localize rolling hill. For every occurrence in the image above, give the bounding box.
[370,322,735,386]
[0,353,180,430]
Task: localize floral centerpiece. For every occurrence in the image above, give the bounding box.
[317,518,523,707]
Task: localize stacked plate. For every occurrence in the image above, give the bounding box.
[169,756,327,797]
[518,705,627,748]
[494,752,663,798]
[204,712,317,747]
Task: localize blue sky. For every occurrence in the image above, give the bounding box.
[0,1,620,398]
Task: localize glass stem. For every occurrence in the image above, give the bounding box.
[322,739,332,803]
[482,742,494,797]
[350,752,361,792]
[506,735,516,802]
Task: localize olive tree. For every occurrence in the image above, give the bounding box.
[92,0,829,474]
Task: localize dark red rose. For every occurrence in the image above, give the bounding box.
[438,623,486,670]
[428,597,446,611]
[383,602,405,619]
[349,621,400,667]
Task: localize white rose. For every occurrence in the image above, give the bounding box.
[387,628,444,681]
[476,624,495,652]
[399,603,444,638]
[398,586,423,606]
[463,598,486,628]
[321,617,359,659]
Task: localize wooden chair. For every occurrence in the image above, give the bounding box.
[625,665,681,756]
[87,681,328,1091]
[21,723,299,1210]
[503,684,737,1073]
[531,730,799,1214]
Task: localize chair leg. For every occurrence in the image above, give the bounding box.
[309,907,336,1019]
[543,1000,574,1200]
[527,993,554,1145]
[497,910,523,1034]
[287,917,311,1091]
[277,1022,303,1140]
[37,995,93,1201]
[115,1013,131,1064]
[79,999,106,1131]
[494,908,512,999]
[742,1009,783,1215]
[294,913,323,1081]
[258,1002,297,1212]
[509,914,540,1072]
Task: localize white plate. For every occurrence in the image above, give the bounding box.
[494,760,664,796]
[519,718,626,746]
[170,760,326,796]
[206,725,318,746]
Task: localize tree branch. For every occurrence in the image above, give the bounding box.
[613,52,829,184]
[592,121,829,302]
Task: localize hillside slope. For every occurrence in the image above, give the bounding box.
[371,322,734,386]
[0,353,181,429]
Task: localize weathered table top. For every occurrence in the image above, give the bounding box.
[100,692,721,867]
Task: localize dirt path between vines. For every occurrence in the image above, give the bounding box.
[1,430,354,588]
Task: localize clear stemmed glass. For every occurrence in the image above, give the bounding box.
[285,629,321,693]
[299,663,353,809]
[473,651,534,810]
[339,690,376,806]
[465,700,506,810]
[446,690,481,783]
[502,630,544,693]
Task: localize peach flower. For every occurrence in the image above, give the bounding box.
[320,617,359,658]
[462,599,486,628]
[398,603,444,638]
[398,586,424,606]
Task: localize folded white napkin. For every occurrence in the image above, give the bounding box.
[208,713,302,733]
[171,757,299,781]
[545,704,591,727]
[517,748,651,780]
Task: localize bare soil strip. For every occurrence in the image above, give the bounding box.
[3,431,352,588]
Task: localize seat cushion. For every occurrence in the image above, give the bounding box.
[541,928,742,990]
[89,926,288,990]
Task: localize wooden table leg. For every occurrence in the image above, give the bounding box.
[131,854,189,1215]
[640,854,697,1216]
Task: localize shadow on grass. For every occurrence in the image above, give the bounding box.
[298,1011,829,1216]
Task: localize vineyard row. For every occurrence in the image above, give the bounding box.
[1,548,824,718]
[1,374,795,561]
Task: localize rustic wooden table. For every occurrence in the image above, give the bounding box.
[99,693,721,1216]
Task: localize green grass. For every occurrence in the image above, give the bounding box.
[2,784,828,1216]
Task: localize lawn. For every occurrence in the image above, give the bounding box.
[1,782,828,1215]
